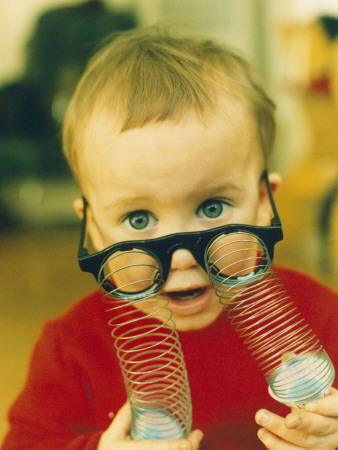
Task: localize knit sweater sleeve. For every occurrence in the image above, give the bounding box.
[2,319,103,450]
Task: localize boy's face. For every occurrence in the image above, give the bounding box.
[77,103,279,331]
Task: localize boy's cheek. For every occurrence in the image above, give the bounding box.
[255,197,272,226]
[85,209,109,252]
[88,225,107,252]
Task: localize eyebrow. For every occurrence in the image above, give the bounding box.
[102,183,245,211]
[102,196,152,211]
[202,183,244,196]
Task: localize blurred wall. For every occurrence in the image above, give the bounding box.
[0,0,284,86]
[0,0,86,84]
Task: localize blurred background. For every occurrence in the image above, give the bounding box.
[1,0,337,441]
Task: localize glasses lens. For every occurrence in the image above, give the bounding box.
[99,249,162,298]
[205,231,270,285]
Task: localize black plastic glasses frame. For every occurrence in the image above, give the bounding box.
[78,171,283,295]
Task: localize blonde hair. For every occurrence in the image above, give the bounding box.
[63,23,276,183]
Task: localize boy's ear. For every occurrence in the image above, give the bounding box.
[73,197,84,219]
[257,172,282,226]
[267,172,282,196]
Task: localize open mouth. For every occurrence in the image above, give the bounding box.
[166,287,207,301]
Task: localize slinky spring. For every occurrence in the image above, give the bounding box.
[206,231,335,407]
[100,257,192,440]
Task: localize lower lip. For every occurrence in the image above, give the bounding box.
[163,286,214,317]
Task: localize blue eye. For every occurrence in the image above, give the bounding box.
[125,211,155,230]
[197,200,229,219]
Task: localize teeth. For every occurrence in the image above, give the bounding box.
[168,287,206,301]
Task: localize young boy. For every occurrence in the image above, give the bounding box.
[2,24,338,450]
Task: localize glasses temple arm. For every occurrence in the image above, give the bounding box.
[78,196,89,258]
[262,170,282,227]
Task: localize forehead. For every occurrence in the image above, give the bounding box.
[80,100,263,200]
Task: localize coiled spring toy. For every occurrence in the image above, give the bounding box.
[206,231,335,407]
[99,251,192,440]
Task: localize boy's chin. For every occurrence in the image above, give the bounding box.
[173,307,223,332]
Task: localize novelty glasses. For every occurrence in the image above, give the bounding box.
[78,171,283,300]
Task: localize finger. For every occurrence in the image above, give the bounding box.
[304,388,338,416]
[107,401,132,439]
[285,411,338,436]
[257,428,301,450]
[256,409,318,448]
[187,429,204,449]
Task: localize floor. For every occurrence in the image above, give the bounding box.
[0,190,337,442]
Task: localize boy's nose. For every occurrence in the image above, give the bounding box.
[170,248,198,271]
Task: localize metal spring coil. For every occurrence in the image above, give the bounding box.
[99,258,192,440]
[206,232,335,407]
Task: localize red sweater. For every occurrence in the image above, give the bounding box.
[2,266,338,450]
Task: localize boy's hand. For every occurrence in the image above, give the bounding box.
[255,388,338,449]
[98,401,203,450]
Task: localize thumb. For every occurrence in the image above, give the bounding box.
[106,401,132,439]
